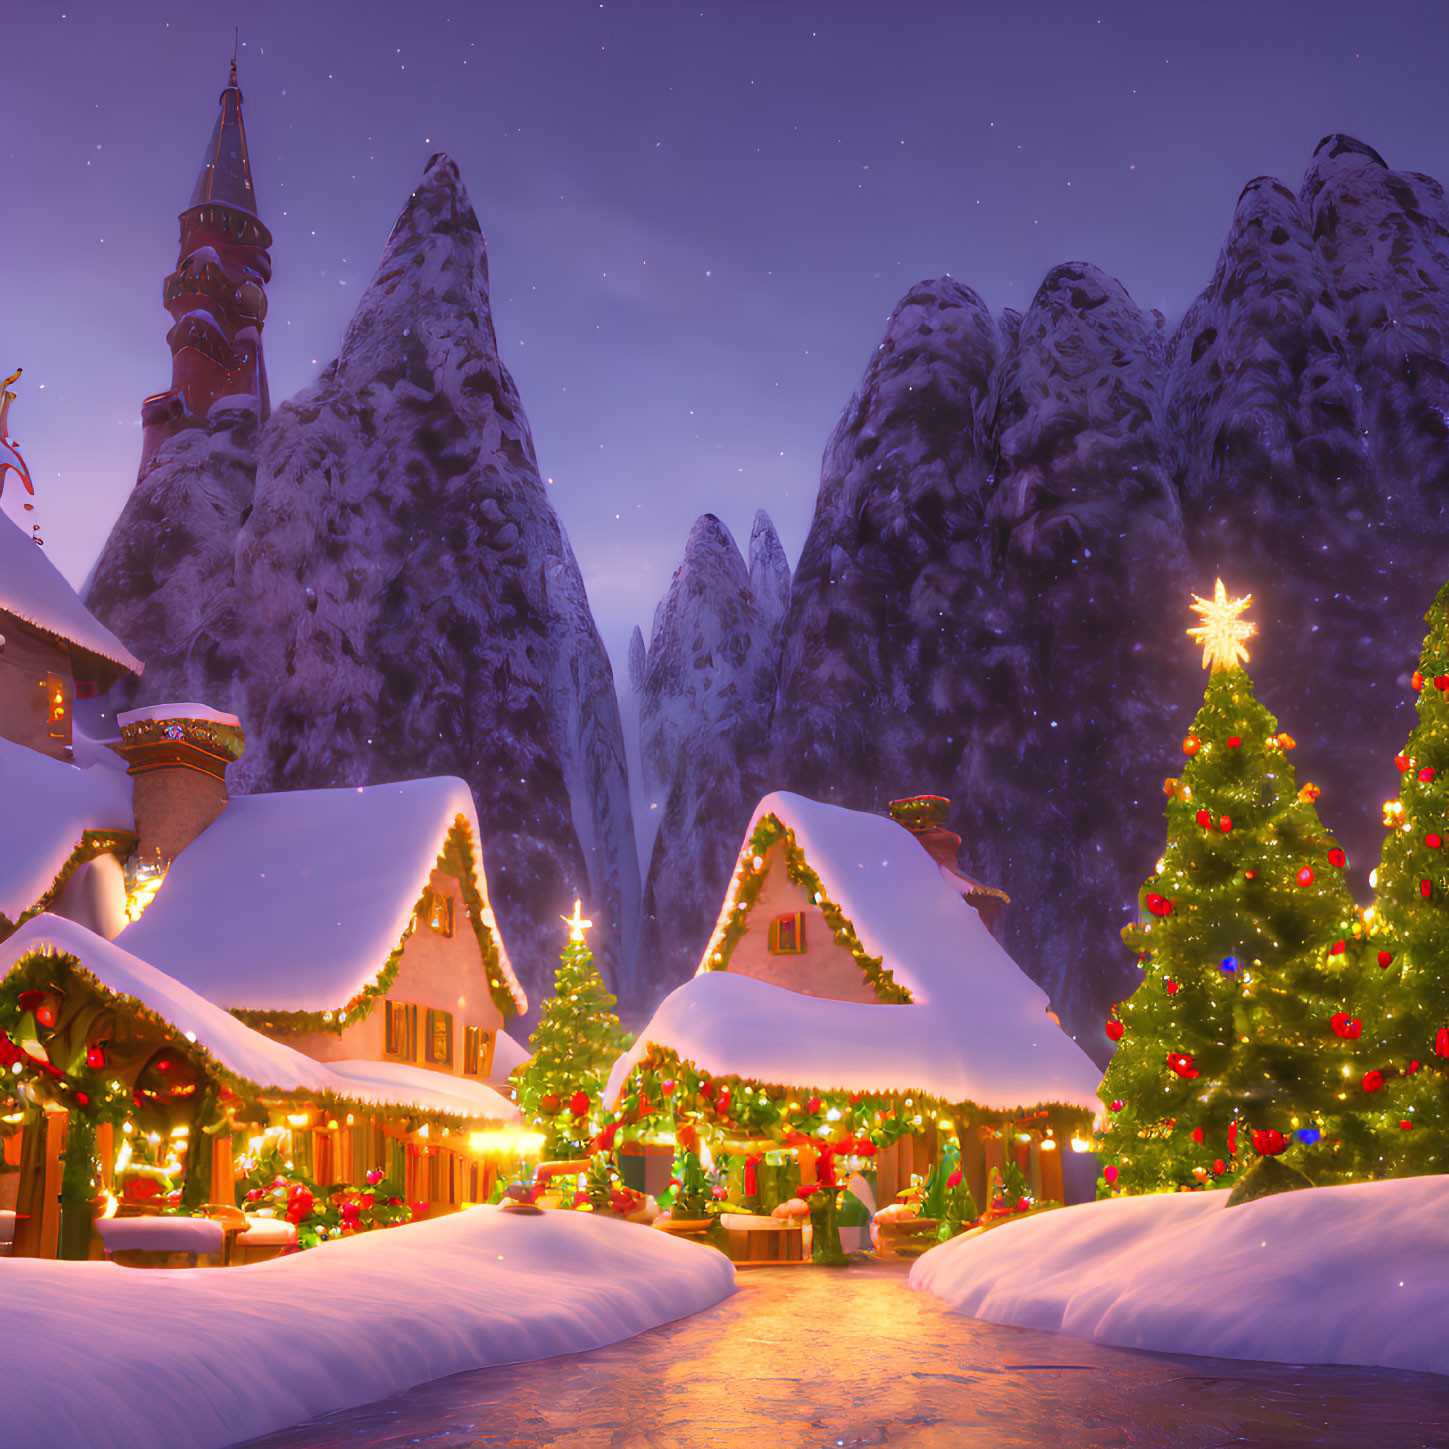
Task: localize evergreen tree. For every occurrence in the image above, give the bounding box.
[1098,583,1367,1193]
[1361,581,1449,1178]
[513,902,632,1160]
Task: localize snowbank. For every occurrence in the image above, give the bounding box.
[912,1177,1449,1374]
[4,1206,734,1449]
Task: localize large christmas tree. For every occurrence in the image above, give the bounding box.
[1097,582,1367,1193]
[1359,580,1449,1178]
[512,902,632,1161]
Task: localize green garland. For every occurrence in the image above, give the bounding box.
[0,829,137,944]
[704,814,913,1005]
[230,815,522,1036]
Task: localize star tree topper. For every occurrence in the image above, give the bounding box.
[1187,579,1256,672]
[562,899,593,943]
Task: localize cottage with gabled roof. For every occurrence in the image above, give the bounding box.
[606,791,1103,1213]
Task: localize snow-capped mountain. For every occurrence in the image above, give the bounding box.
[634,511,786,998]
[88,155,639,1010]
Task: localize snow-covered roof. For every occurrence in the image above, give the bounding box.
[115,775,525,1015]
[0,509,142,677]
[0,735,134,924]
[116,702,241,730]
[0,916,518,1123]
[607,791,1102,1112]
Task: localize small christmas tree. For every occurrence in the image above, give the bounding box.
[1098,582,1366,1193]
[513,901,631,1161]
[1360,581,1449,1178]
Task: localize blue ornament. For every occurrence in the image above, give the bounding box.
[1220,956,1239,974]
[1296,1127,1321,1145]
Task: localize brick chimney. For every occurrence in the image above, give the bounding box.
[113,703,244,870]
[888,795,1010,936]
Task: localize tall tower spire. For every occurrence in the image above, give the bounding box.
[140,58,272,471]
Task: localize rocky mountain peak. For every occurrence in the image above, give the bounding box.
[747,509,790,637]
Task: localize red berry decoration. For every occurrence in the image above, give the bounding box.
[1191,1126,1204,1144]
[1436,1027,1449,1058]
[1296,867,1315,888]
[1182,735,1201,757]
[1250,1128,1289,1156]
[1145,893,1174,917]
[1421,766,1437,783]
[1362,1070,1384,1094]
[1379,950,1394,969]
[1244,869,1256,880]
[85,1043,107,1069]
[1228,1122,1238,1153]
[1423,879,1434,900]
[1396,753,1413,771]
[1219,815,1232,834]
[1330,940,1346,955]
[1413,671,1426,691]
[1165,979,1180,994]
[569,1090,590,1117]
[540,1092,559,1113]
[1103,1165,1119,1185]
[1330,1013,1362,1040]
[1408,1060,1422,1075]
[1196,809,1211,829]
[1400,1120,1415,1130]
[1437,676,1449,691]
[1213,1159,1226,1174]
[807,1095,822,1114]
[1105,1020,1124,1042]
[1328,848,1346,868]
[1226,736,1242,748]
[1429,835,1444,850]
[1109,1100,1124,1112]
[1167,1052,1199,1079]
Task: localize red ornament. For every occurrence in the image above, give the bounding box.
[1429,835,1444,850]
[1379,950,1394,969]
[1296,867,1315,888]
[1105,1020,1124,1042]
[698,1080,715,1098]
[1227,736,1242,748]
[1251,1128,1289,1156]
[1196,809,1212,829]
[1396,753,1413,771]
[540,1092,559,1113]
[85,1043,107,1069]
[1330,1013,1363,1040]
[1413,671,1426,691]
[1328,848,1347,868]
[1103,1165,1119,1185]
[1244,869,1256,880]
[661,1079,676,1096]
[1436,1027,1449,1058]
[1167,1052,1199,1079]
[1437,677,1449,691]
[1164,979,1180,995]
[75,1092,89,1107]
[17,990,57,1029]
[1423,879,1434,900]
[1401,1120,1415,1130]
[1329,940,1346,955]
[1213,1159,1226,1174]
[807,1095,822,1114]
[1109,1100,1124,1112]
[569,1090,590,1117]
[1362,1070,1384,1094]
[1421,766,1438,783]
[1228,1122,1238,1154]
[1191,1126,1204,1144]
[1408,1060,1422,1075]
[1219,815,1233,834]
[1145,893,1174,917]
[1182,735,1201,757]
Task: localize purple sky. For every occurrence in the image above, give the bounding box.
[4,1,1447,675]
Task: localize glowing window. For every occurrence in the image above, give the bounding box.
[768,912,807,955]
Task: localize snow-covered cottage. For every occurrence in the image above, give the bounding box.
[0,507,141,762]
[0,915,518,1258]
[605,791,1103,1210]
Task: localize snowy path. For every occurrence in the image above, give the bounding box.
[240,1259,1449,1449]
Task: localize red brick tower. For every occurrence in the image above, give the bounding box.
[140,60,271,470]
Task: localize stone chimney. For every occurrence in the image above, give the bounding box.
[888,795,1009,936]
[113,703,244,870]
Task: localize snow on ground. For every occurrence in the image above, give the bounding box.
[912,1177,1449,1375]
[5,1205,734,1449]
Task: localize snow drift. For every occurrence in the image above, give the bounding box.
[912,1177,1449,1375]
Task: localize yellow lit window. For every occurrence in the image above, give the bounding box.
[419,887,454,937]
[463,1025,493,1077]
[768,912,807,955]
[425,1009,453,1067]
[45,672,71,740]
[384,1001,417,1061]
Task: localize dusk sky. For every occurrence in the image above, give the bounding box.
[5,1,1448,673]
